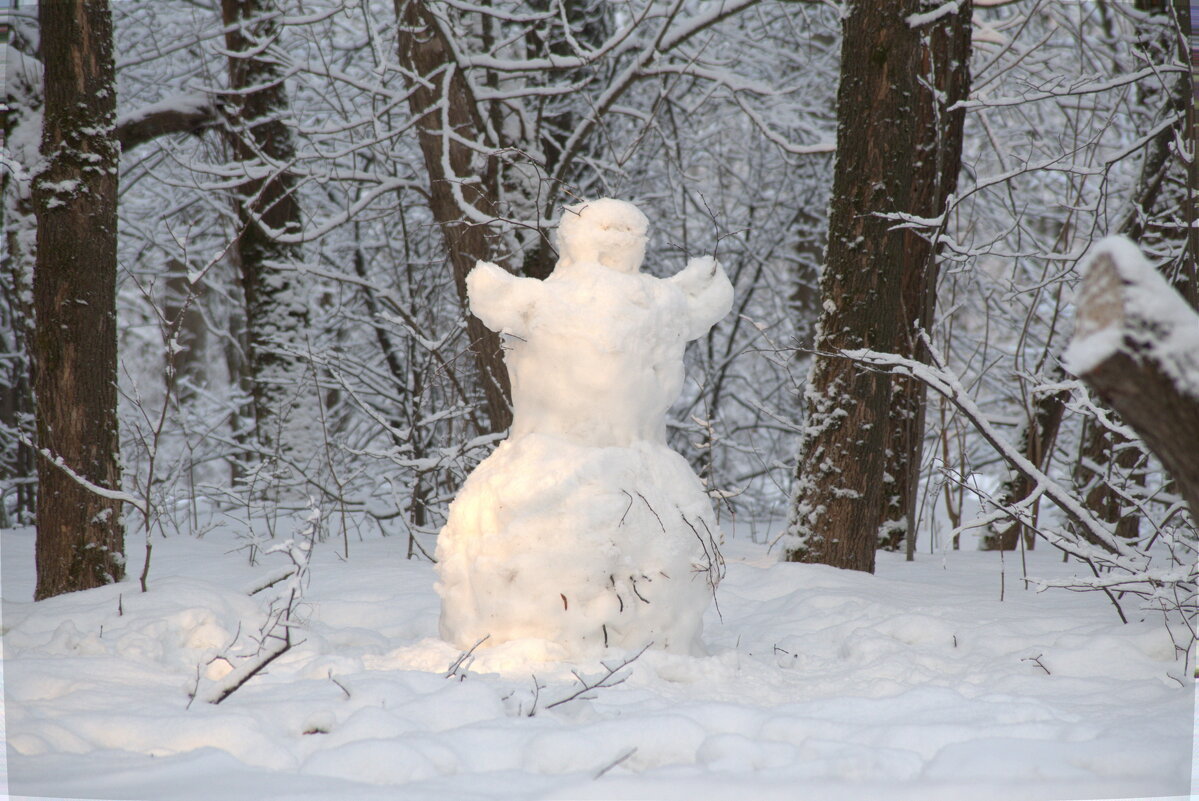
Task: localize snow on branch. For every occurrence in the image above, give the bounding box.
[115,93,218,152]
[192,502,322,706]
[907,1,963,28]
[952,65,1186,110]
[24,439,148,516]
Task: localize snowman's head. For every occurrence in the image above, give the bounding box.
[555,198,649,274]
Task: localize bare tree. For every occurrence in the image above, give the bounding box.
[31,0,125,599]
[784,0,923,572]
[395,0,513,433]
[220,0,309,460]
[1069,0,1196,545]
[879,1,972,557]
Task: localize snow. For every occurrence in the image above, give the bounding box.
[439,199,734,656]
[1064,235,1199,398]
[114,93,211,130]
[907,1,963,28]
[2,521,1193,801]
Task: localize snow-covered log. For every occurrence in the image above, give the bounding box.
[1064,236,1199,519]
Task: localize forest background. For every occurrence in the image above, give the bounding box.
[0,0,1196,648]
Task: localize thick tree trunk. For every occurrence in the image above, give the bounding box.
[221,0,309,458]
[1183,6,1199,292]
[32,0,125,599]
[879,2,972,556]
[395,0,512,434]
[785,0,922,572]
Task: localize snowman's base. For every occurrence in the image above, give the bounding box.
[435,434,722,656]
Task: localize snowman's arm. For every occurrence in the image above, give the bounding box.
[668,256,734,340]
[467,261,541,338]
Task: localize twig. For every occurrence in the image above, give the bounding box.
[629,575,650,604]
[244,567,298,596]
[445,634,490,679]
[681,513,723,621]
[594,747,637,778]
[544,643,652,711]
[527,675,544,717]
[194,504,321,705]
[203,634,292,705]
[327,669,351,699]
[635,492,666,533]
[1021,653,1051,675]
[619,489,634,526]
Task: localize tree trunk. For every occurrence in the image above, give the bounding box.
[221,0,309,458]
[518,0,610,280]
[879,2,972,556]
[1072,420,1144,540]
[1,39,43,526]
[785,0,922,572]
[395,0,512,434]
[32,0,125,599]
[162,259,208,403]
[982,375,1070,551]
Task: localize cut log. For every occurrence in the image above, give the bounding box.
[1065,236,1199,519]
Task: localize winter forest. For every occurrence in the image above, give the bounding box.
[1,0,1197,799]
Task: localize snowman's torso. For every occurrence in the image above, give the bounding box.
[506,266,688,447]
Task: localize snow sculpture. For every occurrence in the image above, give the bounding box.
[435,198,733,655]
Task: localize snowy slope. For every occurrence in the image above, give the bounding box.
[2,520,1194,801]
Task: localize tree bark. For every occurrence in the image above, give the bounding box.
[879,2,972,556]
[396,0,512,434]
[785,0,922,572]
[221,0,309,457]
[982,375,1070,551]
[162,259,208,403]
[32,0,125,599]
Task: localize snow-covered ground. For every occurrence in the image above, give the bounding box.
[2,519,1194,801]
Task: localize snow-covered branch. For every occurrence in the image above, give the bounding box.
[116,94,218,152]
[835,348,1141,565]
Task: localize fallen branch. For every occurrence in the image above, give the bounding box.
[192,502,321,705]
[544,643,652,712]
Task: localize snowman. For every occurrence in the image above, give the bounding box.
[435,198,733,655]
